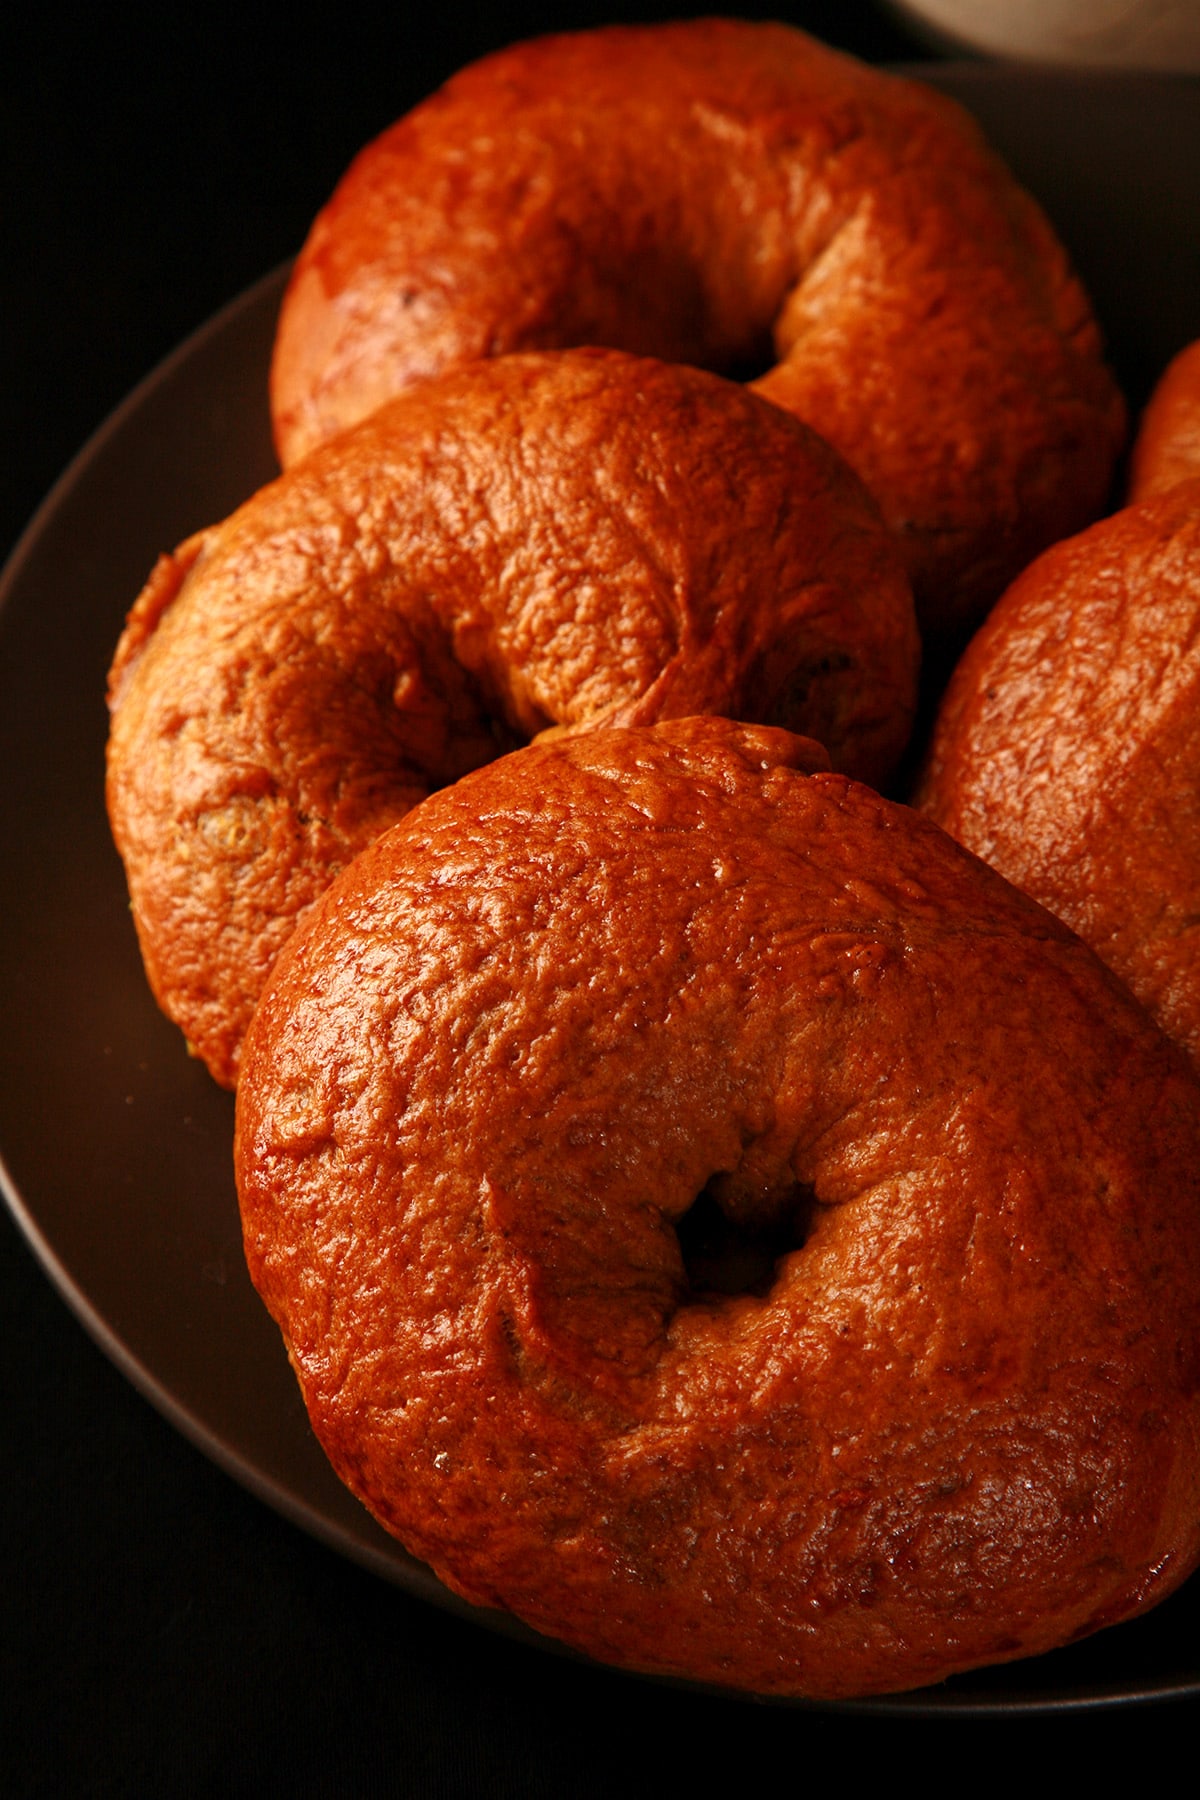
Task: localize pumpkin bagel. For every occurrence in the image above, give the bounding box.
[271,18,1125,636]
[917,477,1200,1072]
[235,715,1200,1699]
[1129,339,1200,501]
[107,348,917,1087]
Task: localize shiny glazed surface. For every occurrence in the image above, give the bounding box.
[271,18,1125,638]
[236,717,1200,1699]
[917,478,1200,1068]
[106,348,917,1087]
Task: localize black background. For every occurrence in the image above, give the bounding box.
[4,3,1197,1791]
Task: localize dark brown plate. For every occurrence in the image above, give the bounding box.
[2,67,1199,1714]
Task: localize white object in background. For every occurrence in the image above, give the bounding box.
[891,0,1200,69]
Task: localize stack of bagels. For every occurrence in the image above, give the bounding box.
[105,20,1200,1700]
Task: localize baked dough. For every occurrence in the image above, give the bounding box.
[1129,339,1200,500]
[235,715,1200,1699]
[271,19,1125,638]
[107,348,917,1087]
[917,478,1200,1068]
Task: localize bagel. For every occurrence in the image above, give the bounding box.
[916,478,1200,1068]
[234,714,1200,1700]
[1129,339,1200,501]
[106,348,917,1088]
[270,18,1126,639]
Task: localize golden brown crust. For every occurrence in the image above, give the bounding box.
[916,479,1200,1067]
[1129,340,1200,501]
[235,715,1200,1699]
[271,18,1125,638]
[106,348,917,1087]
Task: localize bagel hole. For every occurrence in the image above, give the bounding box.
[677,1178,816,1301]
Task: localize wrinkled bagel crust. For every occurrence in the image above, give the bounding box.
[235,717,1200,1700]
[917,480,1200,1072]
[271,19,1125,637]
[106,349,917,1087]
[1129,340,1200,502]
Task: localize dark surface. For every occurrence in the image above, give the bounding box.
[5,3,1200,1791]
